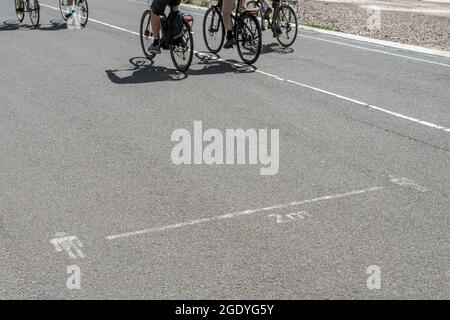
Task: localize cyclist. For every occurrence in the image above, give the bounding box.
[148,0,183,54]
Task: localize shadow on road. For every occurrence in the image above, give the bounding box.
[260,42,294,55]
[0,20,33,31]
[105,53,256,84]
[38,19,68,31]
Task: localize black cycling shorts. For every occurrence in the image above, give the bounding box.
[151,0,181,15]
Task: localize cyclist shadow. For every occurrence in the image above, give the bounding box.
[106,57,188,84]
[39,19,68,31]
[190,51,257,75]
[0,20,33,31]
[260,42,294,55]
[105,54,256,84]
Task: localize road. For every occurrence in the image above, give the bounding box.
[0,0,449,299]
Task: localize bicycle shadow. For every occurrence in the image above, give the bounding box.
[0,20,33,31]
[106,57,188,84]
[38,19,68,31]
[105,54,256,84]
[260,42,294,55]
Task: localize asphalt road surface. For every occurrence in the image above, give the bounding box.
[0,0,449,299]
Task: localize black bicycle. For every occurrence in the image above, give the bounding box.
[59,0,89,27]
[140,3,194,72]
[203,0,262,65]
[246,0,298,47]
[14,0,40,27]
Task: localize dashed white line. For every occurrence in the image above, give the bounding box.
[40,3,450,134]
[106,186,385,240]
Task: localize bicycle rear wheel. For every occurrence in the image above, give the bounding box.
[170,20,194,72]
[235,13,262,65]
[274,4,298,47]
[59,0,68,20]
[28,0,40,28]
[77,0,88,27]
[15,0,25,23]
[202,7,225,54]
[140,10,156,60]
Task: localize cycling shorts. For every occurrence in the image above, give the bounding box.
[151,0,181,15]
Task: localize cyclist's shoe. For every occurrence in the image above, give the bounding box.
[148,42,161,54]
[223,38,235,49]
[65,11,74,19]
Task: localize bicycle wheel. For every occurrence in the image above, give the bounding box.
[15,0,25,23]
[235,13,262,65]
[140,10,156,60]
[202,7,225,54]
[59,0,68,20]
[274,4,298,47]
[170,20,194,72]
[77,0,88,26]
[28,0,40,28]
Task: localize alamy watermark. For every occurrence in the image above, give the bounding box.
[367,7,382,31]
[366,265,381,290]
[171,121,279,175]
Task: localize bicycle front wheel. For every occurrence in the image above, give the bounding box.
[202,7,225,54]
[140,10,156,60]
[274,4,298,47]
[59,0,68,20]
[235,13,262,65]
[170,20,194,72]
[29,0,40,28]
[77,0,89,26]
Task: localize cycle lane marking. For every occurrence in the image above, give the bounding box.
[39,3,450,135]
[105,186,385,240]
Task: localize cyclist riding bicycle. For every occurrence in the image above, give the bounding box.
[148,0,184,54]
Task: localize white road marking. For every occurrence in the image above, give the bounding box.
[50,232,85,259]
[40,4,450,134]
[106,186,385,240]
[388,175,429,192]
[298,33,450,68]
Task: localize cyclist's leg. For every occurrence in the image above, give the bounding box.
[149,0,166,53]
[17,0,25,12]
[222,0,236,48]
[66,0,74,18]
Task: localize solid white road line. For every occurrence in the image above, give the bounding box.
[106,186,385,240]
[40,4,450,134]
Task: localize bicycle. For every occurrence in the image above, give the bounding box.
[246,0,298,47]
[14,0,40,28]
[59,0,89,27]
[140,1,194,72]
[202,0,262,65]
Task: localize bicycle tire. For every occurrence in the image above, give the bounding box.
[78,0,88,27]
[29,0,40,28]
[235,13,262,65]
[202,7,225,54]
[59,0,68,20]
[140,10,156,60]
[170,20,194,72]
[274,4,298,47]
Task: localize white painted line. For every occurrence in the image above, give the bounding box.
[388,175,429,192]
[284,79,450,133]
[298,33,450,68]
[40,4,450,134]
[106,186,385,240]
